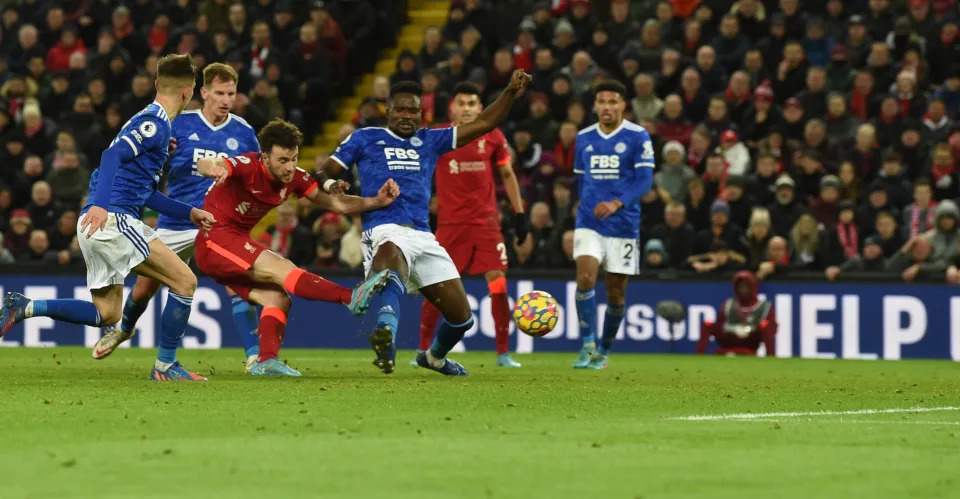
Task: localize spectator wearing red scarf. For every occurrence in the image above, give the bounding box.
[657,95,695,147]
[146,14,170,55]
[552,121,577,176]
[45,25,84,72]
[903,179,938,238]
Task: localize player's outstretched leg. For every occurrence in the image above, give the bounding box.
[573,256,601,368]
[2,288,115,338]
[415,298,442,366]
[246,286,300,377]
[487,272,520,368]
[416,278,471,376]
[93,276,161,359]
[135,240,206,381]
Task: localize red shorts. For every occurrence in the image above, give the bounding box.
[194,228,267,301]
[435,223,507,275]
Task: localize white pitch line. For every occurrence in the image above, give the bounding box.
[670,406,960,421]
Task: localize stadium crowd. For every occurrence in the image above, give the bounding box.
[3,0,960,284]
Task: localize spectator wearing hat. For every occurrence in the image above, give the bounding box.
[859,180,901,235]
[767,174,807,237]
[780,97,806,143]
[5,209,32,257]
[906,0,938,39]
[810,174,842,227]
[551,19,577,68]
[925,142,959,201]
[720,130,751,176]
[695,198,745,255]
[511,123,542,173]
[844,15,873,67]
[740,84,778,149]
[656,141,695,203]
[826,44,854,94]
[656,94,694,147]
[630,74,663,123]
[903,178,939,239]
[641,238,670,271]
[650,202,697,267]
[825,93,859,142]
[878,151,913,208]
[825,234,888,280]
[804,17,835,68]
[923,99,953,144]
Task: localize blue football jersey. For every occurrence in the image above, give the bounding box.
[573,120,655,239]
[330,126,457,232]
[157,111,260,230]
[83,102,172,218]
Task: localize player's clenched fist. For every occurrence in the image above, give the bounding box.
[190,208,217,232]
[80,206,108,238]
[375,179,400,207]
[506,69,532,93]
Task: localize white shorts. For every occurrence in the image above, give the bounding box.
[361,224,460,291]
[156,228,199,262]
[573,228,640,275]
[77,212,159,290]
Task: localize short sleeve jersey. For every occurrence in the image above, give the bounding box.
[434,127,510,227]
[573,120,655,239]
[330,126,457,232]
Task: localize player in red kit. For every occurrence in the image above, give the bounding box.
[417,82,530,368]
[194,119,400,376]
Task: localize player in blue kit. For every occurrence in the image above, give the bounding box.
[0,54,216,381]
[321,69,532,376]
[571,80,655,370]
[92,63,265,372]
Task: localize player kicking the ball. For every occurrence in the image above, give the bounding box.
[93,63,265,371]
[192,119,398,377]
[416,82,529,368]
[571,80,654,370]
[1,54,215,381]
[322,70,532,376]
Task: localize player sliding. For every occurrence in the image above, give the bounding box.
[192,119,399,377]
[572,80,654,370]
[93,63,265,371]
[1,54,215,381]
[322,69,532,376]
[416,82,529,368]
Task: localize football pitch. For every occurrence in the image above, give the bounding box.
[1,348,957,499]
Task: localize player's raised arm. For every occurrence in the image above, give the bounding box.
[307,178,400,215]
[456,70,531,148]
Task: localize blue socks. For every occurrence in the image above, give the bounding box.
[575,289,597,346]
[29,299,103,326]
[230,295,260,357]
[157,291,193,365]
[430,317,474,359]
[120,291,148,333]
[374,271,405,340]
[598,304,625,355]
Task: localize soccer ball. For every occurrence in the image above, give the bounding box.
[513,291,559,337]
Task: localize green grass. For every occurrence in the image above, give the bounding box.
[0,348,958,499]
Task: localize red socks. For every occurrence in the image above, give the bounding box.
[258,306,287,361]
[283,268,352,304]
[419,299,441,351]
[488,277,510,355]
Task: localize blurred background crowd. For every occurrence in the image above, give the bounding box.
[2,0,960,283]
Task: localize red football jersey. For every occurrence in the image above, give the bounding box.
[434,128,511,226]
[203,152,318,233]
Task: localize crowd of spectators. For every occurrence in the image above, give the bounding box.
[323,0,960,283]
[4,0,960,285]
[0,0,404,267]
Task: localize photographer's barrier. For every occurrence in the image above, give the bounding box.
[1,275,957,360]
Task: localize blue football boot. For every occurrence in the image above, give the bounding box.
[150,361,208,381]
[249,358,302,377]
[416,350,468,376]
[0,292,30,338]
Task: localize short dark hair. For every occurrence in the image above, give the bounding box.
[594,80,626,98]
[257,119,303,152]
[883,150,902,163]
[390,81,423,99]
[914,177,932,189]
[451,82,481,98]
[156,53,196,88]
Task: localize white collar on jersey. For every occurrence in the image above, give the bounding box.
[596,121,626,140]
[183,108,234,131]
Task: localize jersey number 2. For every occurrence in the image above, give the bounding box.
[497,242,508,264]
[623,243,634,260]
